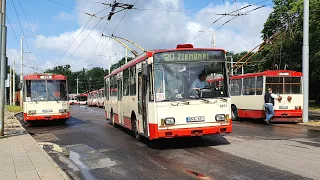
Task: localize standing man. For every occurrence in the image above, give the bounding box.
[264,87,280,124]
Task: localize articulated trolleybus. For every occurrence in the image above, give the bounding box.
[104,44,232,141]
[23,73,70,124]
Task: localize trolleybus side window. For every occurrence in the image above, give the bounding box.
[123,69,130,96]
[130,66,136,95]
[242,77,255,95]
[118,76,123,100]
[256,76,263,95]
[110,76,118,97]
[230,79,242,96]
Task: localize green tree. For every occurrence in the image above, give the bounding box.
[260,0,320,101]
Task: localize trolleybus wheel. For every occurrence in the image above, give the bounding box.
[131,117,141,142]
[231,105,239,121]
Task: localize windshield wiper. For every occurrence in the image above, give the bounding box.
[50,94,59,103]
[217,97,228,102]
[195,97,211,103]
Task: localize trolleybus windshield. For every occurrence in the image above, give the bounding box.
[25,80,67,101]
[153,50,228,101]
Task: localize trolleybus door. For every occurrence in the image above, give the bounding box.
[117,75,123,125]
[138,63,149,136]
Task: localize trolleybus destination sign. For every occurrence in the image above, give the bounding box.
[154,50,225,62]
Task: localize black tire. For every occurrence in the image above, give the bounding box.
[231,105,239,121]
[131,117,141,142]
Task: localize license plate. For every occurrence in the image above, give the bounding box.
[42,109,53,113]
[279,106,288,109]
[186,116,205,122]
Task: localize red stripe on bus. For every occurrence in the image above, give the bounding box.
[123,117,132,130]
[114,114,119,124]
[23,112,70,121]
[148,122,232,140]
[238,109,302,121]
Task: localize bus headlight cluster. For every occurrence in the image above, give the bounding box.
[215,114,226,121]
[161,117,175,125]
[28,110,36,115]
[59,109,67,113]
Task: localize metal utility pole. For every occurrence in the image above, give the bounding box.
[302,0,309,123]
[20,36,23,107]
[13,59,15,105]
[9,67,12,105]
[199,30,216,48]
[0,0,7,136]
[76,76,79,95]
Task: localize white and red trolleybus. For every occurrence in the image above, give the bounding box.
[208,70,303,122]
[88,90,98,107]
[104,44,232,141]
[22,73,70,124]
[77,93,88,105]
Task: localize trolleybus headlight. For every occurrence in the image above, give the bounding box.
[28,110,36,115]
[164,117,175,125]
[59,109,67,113]
[215,114,226,121]
[287,96,292,101]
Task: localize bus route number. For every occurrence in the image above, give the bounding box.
[156,93,165,101]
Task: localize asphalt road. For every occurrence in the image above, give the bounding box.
[16,106,320,180]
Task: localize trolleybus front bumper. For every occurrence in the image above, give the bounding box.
[24,112,70,121]
[148,121,232,140]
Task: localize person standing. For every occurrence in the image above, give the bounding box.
[264,88,280,124]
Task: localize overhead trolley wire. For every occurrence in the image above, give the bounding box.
[17,0,46,64]
[11,0,38,69]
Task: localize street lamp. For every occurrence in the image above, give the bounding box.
[199,30,216,48]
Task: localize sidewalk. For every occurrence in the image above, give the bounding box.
[0,109,70,180]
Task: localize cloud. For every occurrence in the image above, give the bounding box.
[53,12,75,22]
[30,0,272,72]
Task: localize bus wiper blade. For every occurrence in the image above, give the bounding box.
[196,98,211,103]
[50,94,59,103]
[217,97,228,102]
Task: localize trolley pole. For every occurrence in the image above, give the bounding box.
[13,59,15,105]
[125,48,128,64]
[0,0,7,136]
[302,0,309,123]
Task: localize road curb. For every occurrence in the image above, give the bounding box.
[297,122,320,128]
[13,112,71,180]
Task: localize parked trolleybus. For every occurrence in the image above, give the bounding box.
[77,93,88,105]
[207,70,303,122]
[97,89,105,108]
[22,73,70,124]
[104,44,232,141]
[88,90,98,107]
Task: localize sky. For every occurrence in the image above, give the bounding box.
[6,0,274,74]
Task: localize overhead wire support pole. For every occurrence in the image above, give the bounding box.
[13,59,15,105]
[302,0,309,123]
[0,0,6,136]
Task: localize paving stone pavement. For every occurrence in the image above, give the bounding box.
[0,109,70,180]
